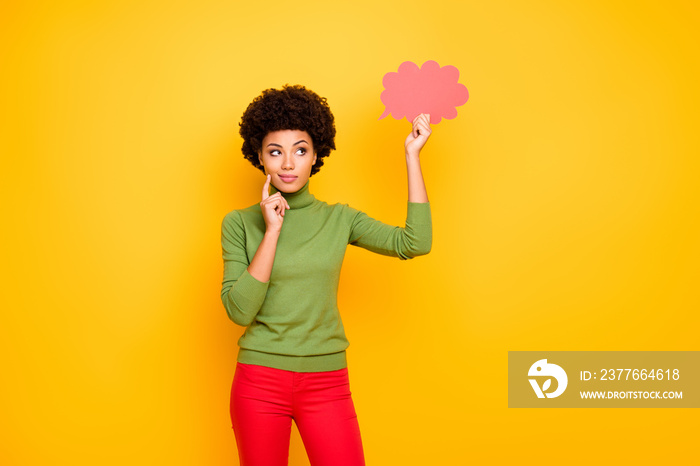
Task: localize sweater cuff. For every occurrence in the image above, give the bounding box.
[406,201,431,225]
[231,268,270,312]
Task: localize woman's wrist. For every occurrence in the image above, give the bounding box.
[405,150,420,161]
[405,152,423,169]
[263,229,281,239]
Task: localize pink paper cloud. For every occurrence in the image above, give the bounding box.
[379,60,469,124]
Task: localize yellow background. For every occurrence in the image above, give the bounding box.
[2,0,698,464]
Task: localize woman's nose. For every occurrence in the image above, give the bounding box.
[282,154,294,169]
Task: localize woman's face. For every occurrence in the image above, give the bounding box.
[258,129,317,193]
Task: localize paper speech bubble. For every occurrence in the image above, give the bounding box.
[379,60,469,124]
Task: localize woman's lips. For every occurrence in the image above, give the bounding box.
[278,175,298,183]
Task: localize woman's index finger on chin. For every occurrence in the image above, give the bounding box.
[262,174,270,201]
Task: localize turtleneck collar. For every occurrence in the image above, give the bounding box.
[269,180,315,209]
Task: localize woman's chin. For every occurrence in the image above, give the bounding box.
[272,182,298,193]
[273,178,307,193]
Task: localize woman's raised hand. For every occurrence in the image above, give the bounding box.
[260,174,290,233]
[404,113,432,158]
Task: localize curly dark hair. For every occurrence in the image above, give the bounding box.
[239,84,336,176]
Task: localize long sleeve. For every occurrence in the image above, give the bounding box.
[348,201,432,259]
[220,211,269,326]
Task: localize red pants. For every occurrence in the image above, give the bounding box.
[230,362,366,466]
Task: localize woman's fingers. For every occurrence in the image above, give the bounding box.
[262,174,271,201]
[405,113,433,156]
[262,196,282,215]
[261,193,290,217]
[277,196,289,217]
[262,177,290,210]
[418,113,431,129]
[260,178,291,231]
[411,113,432,138]
[261,178,291,216]
[415,114,432,137]
[268,192,290,214]
[259,182,291,232]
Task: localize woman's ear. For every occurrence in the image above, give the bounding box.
[258,151,264,171]
[312,152,317,166]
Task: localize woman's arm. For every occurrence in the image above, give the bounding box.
[221,175,290,326]
[221,211,268,327]
[346,114,433,259]
[247,174,289,283]
[404,113,431,203]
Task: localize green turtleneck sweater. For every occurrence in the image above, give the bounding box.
[220,181,431,372]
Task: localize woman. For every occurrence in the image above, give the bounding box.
[221,84,432,466]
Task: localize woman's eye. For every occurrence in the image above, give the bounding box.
[270,150,281,156]
[296,148,306,155]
